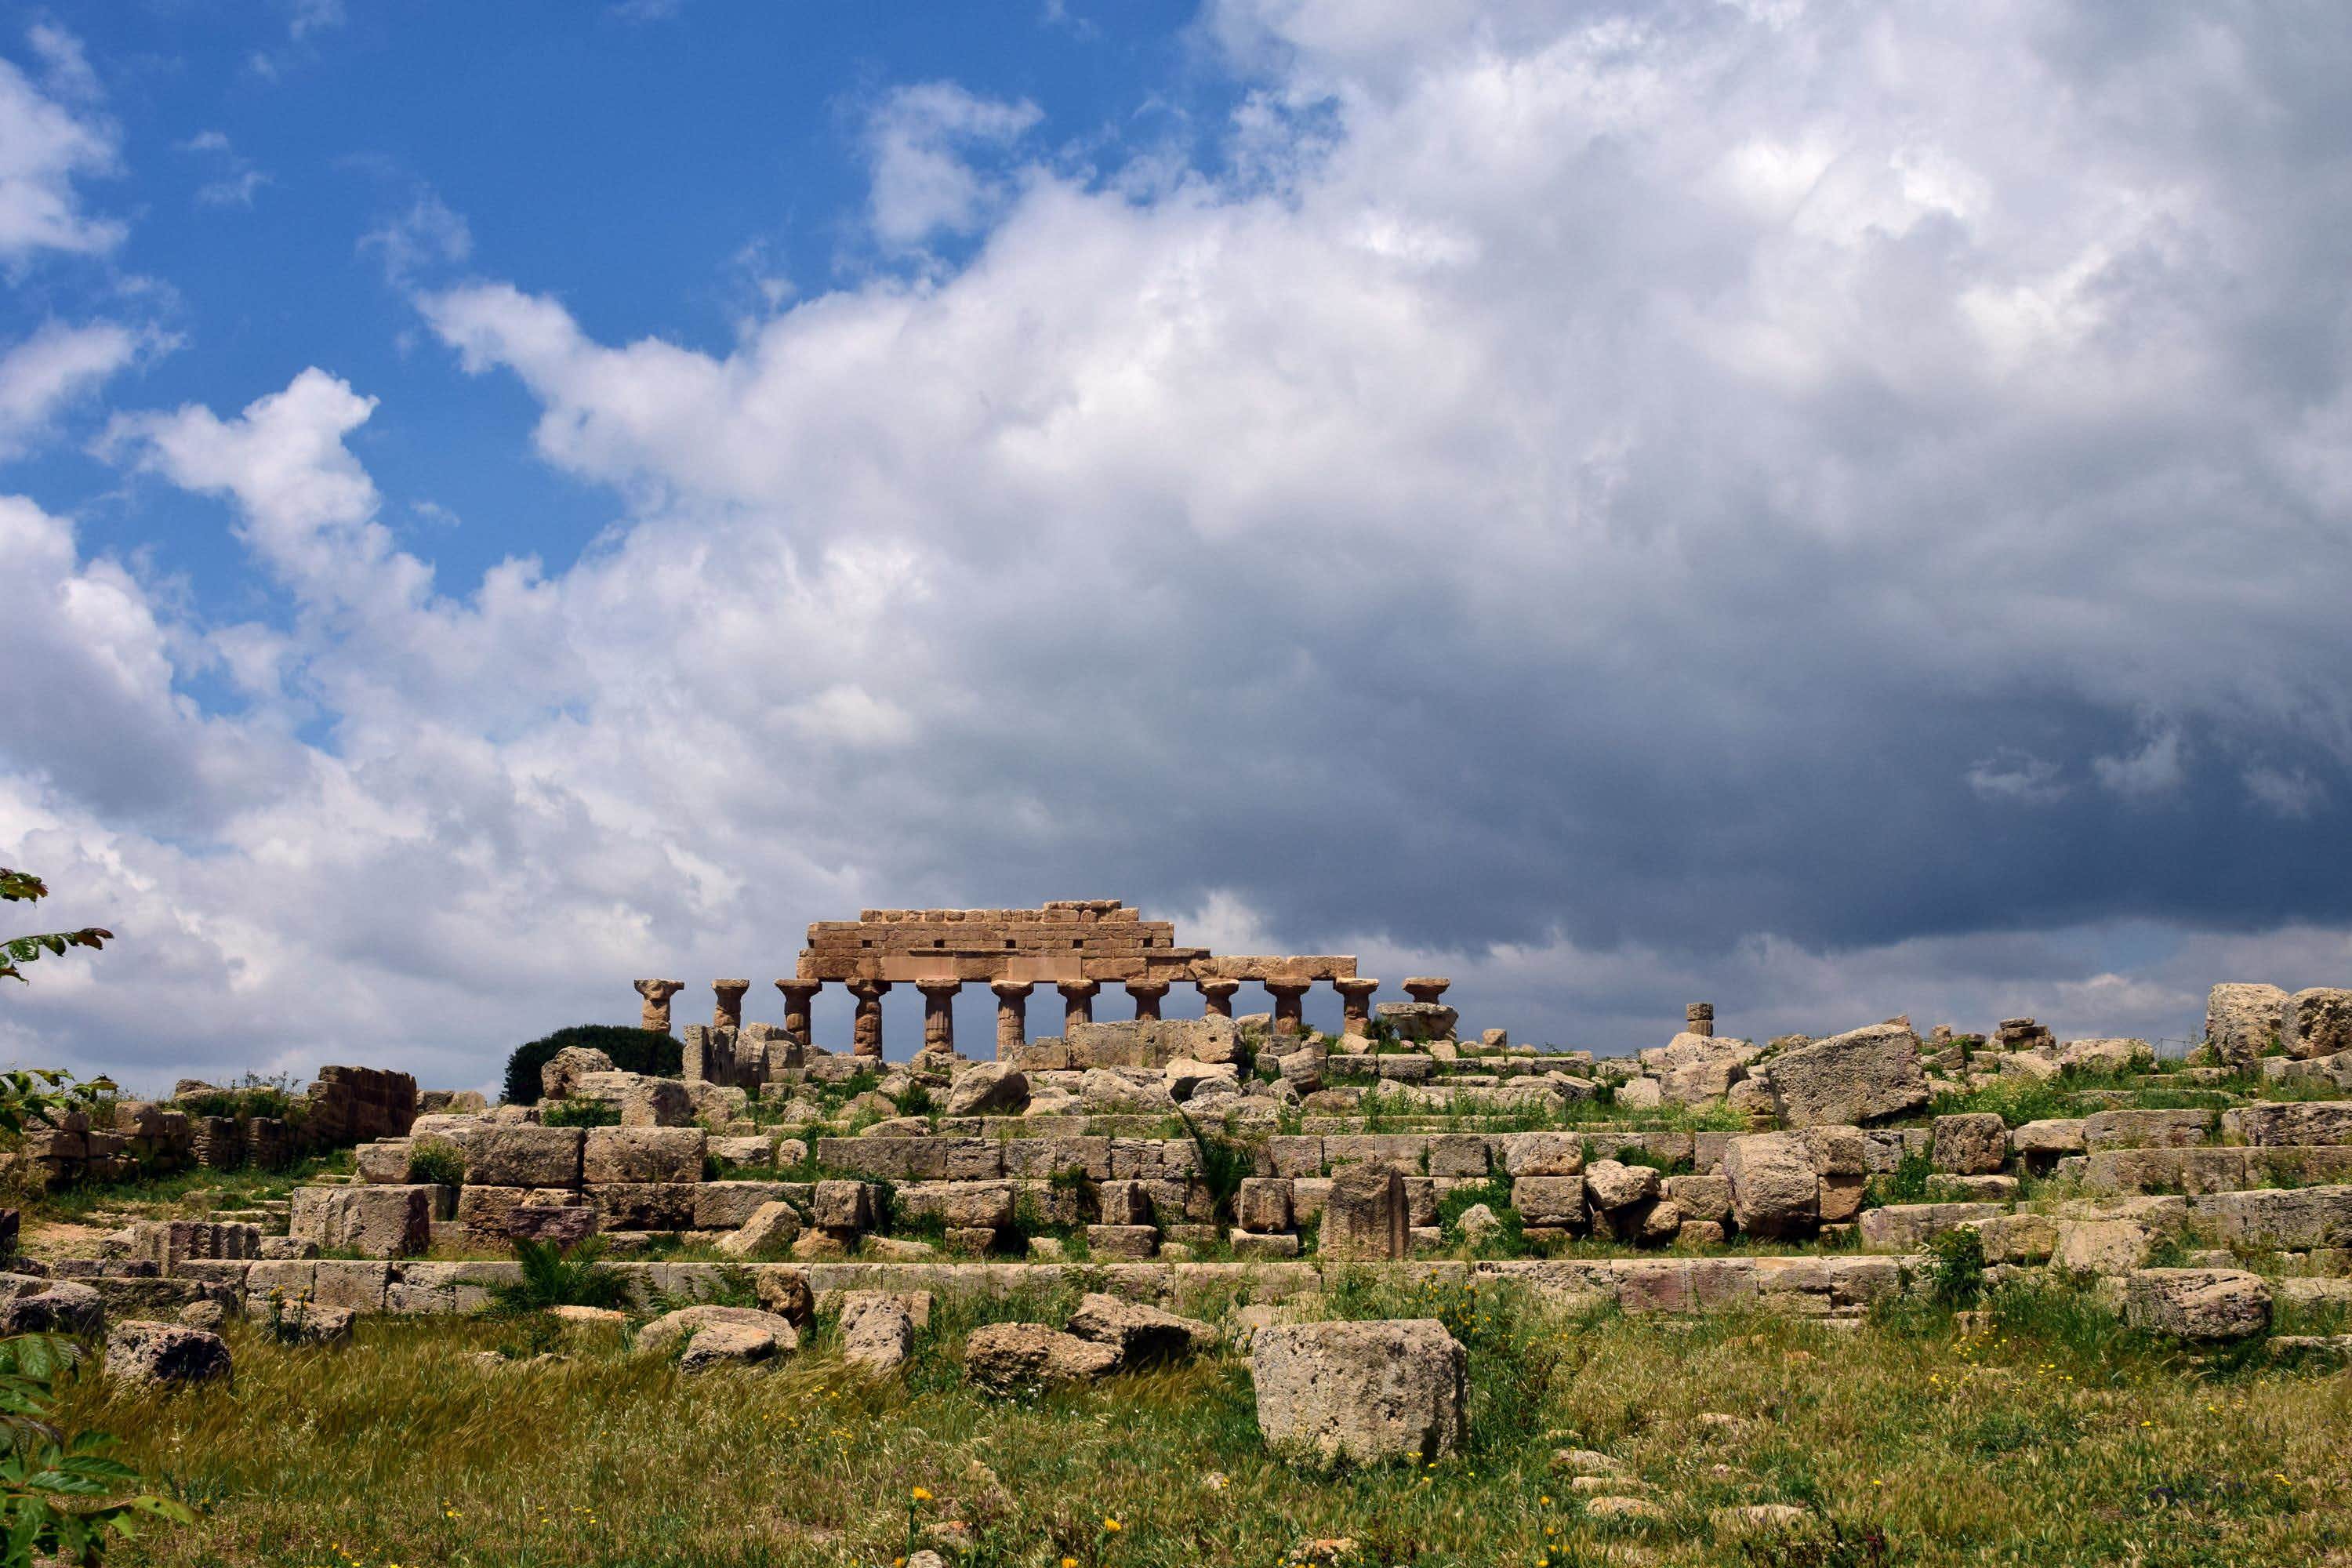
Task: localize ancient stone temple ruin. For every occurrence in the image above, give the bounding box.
[635,899,1422,1069]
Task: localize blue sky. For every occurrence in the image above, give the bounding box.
[4,1,2350,1091]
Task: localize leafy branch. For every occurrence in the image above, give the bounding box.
[0,870,112,985]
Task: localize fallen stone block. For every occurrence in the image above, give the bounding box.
[1252,1319,1466,1465]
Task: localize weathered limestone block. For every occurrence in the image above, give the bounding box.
[714,1203,803,1259]
[1664,1174,1732,1225]
[964,1323,1120,1392]
[0,1274,103,1337]
[1426,1134,1491,1178]
[1067,1292,1212,1363]
[2185,1185,2352,1249]
[1065,1017,1240,1069]
[2223,1102,2352,1146]
[640,1304,799,1371]
[1497,1132,1584,1178]
[1252,1319,1467,1464]
[589,1183,699,1230]
[428,1123,584,1189]
[691,1182,801,1230]
[945,1063,1029,1116]
[1584,1160,1661,1213]
[1639,1033,1759,1104]
[354,1139,413,1184]
[1856,1202,2006,1252]
[812,1181,874,1232]
[289,1185,430,1258]
[1236,1178,1294,1235]
[1723,1134,1817,1237]
[2012,1119,2087,1158]
[1761,1024,1929,1127]
[583,1127,706,1185]
[2056,1037,2154,1074]
[893,1181,1015,1231]
[2205,982,2287,1071]
[2081,1109,2212,1151]
[1087,1225,1158,1258]
[1320,1164,1406,1260]
[2055,1218,2154,1275]
[1932,1114,2009,1175]
[106,1321,230,1388]
[540,1046,615,1101]
[1968,1211,2058,1264]
[1080,1069,1174,1113]
[1511,1176,1588,1227]
[2286,989,2352,1060]
[838,1291,915,1373]
[2125,1268,2270,1340]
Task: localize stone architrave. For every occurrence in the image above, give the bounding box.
[1125,978,1170,1021]
[847,981,891,1058]
[1197,978,1241,1018]
[1058,981,1101,1030]
[712,980,750,1029]
[991,982,1033,1057]
[1403,977,1452,1006]
[1334,978,1381,1037]
[916,979,960,1054]
[633,978,684,1033]
[775,981,822,1052]
[1265,980,1311,1038]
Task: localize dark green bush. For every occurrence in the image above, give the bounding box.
[485,1237,629,1315]
[539,1099,621,1128]
[503,1025,682,1105]
[405,1137,466,1185]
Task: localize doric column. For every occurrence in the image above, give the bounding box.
[1265,979,1311,1037]
[713,979,750,1029]
[846,979,891,1058]
[1333,978,1381,1037]
[633,978,684,1033]
[917,978,961,1054]
[774,980,822,1048]
[1058,980,1100,1030]
[990,981,1033,1057]
[1125,978,1170,1021]
[1686,1002,1715,1038]
[1403,976,1452,1007]
[1196,978,1241,1018]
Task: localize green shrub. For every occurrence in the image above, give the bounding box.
[1866,1151,1935,1207]
[539,1099,621,1129]
[1927,1225,1987,1309]
[503,1024,682,1106]
[485,1237,629,1315]
[405,1137,466,1185]
[0,1332,191,1561]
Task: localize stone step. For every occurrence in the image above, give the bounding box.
[2074,1145,2352,1196]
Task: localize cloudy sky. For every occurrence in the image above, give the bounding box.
[3,1,2349,1092]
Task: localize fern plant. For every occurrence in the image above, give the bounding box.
[485,1239,630,1316]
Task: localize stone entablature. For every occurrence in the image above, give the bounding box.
[645,898,1380,1060]
[795,899,1356,987]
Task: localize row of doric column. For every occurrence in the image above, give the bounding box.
[634,974,1453,1060]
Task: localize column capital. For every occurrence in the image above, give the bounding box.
[1262,978,1312,999]
[775,979,824,1001]
[1055,980,1102,1000]
[915,977,964,999]
[713,979,750,1028]
[989,979,1035,1000]
[633,978,684,1032]
[1331,978,1381,1000]
[1402,975,1452,1005]
[845,978,893,1000]
[1194,978,1243,999]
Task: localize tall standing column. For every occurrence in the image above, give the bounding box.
[1196,978,1241,1018]
[1685,1002,1715,1038]
[633,978,684,1033]
[1125,978,1170,1021]
[713,979,750,1029]
[990,981,1033,1057]
[1333,978,1381,1037]
[1403,976,1453,1007]
[917,978,961,1054]
[1058,980,1101,1031]
[774,981,822,1062]
[847,979,891,1059]
[1265,979,1311,1038]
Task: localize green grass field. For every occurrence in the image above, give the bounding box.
[49,1274,2352,1568]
